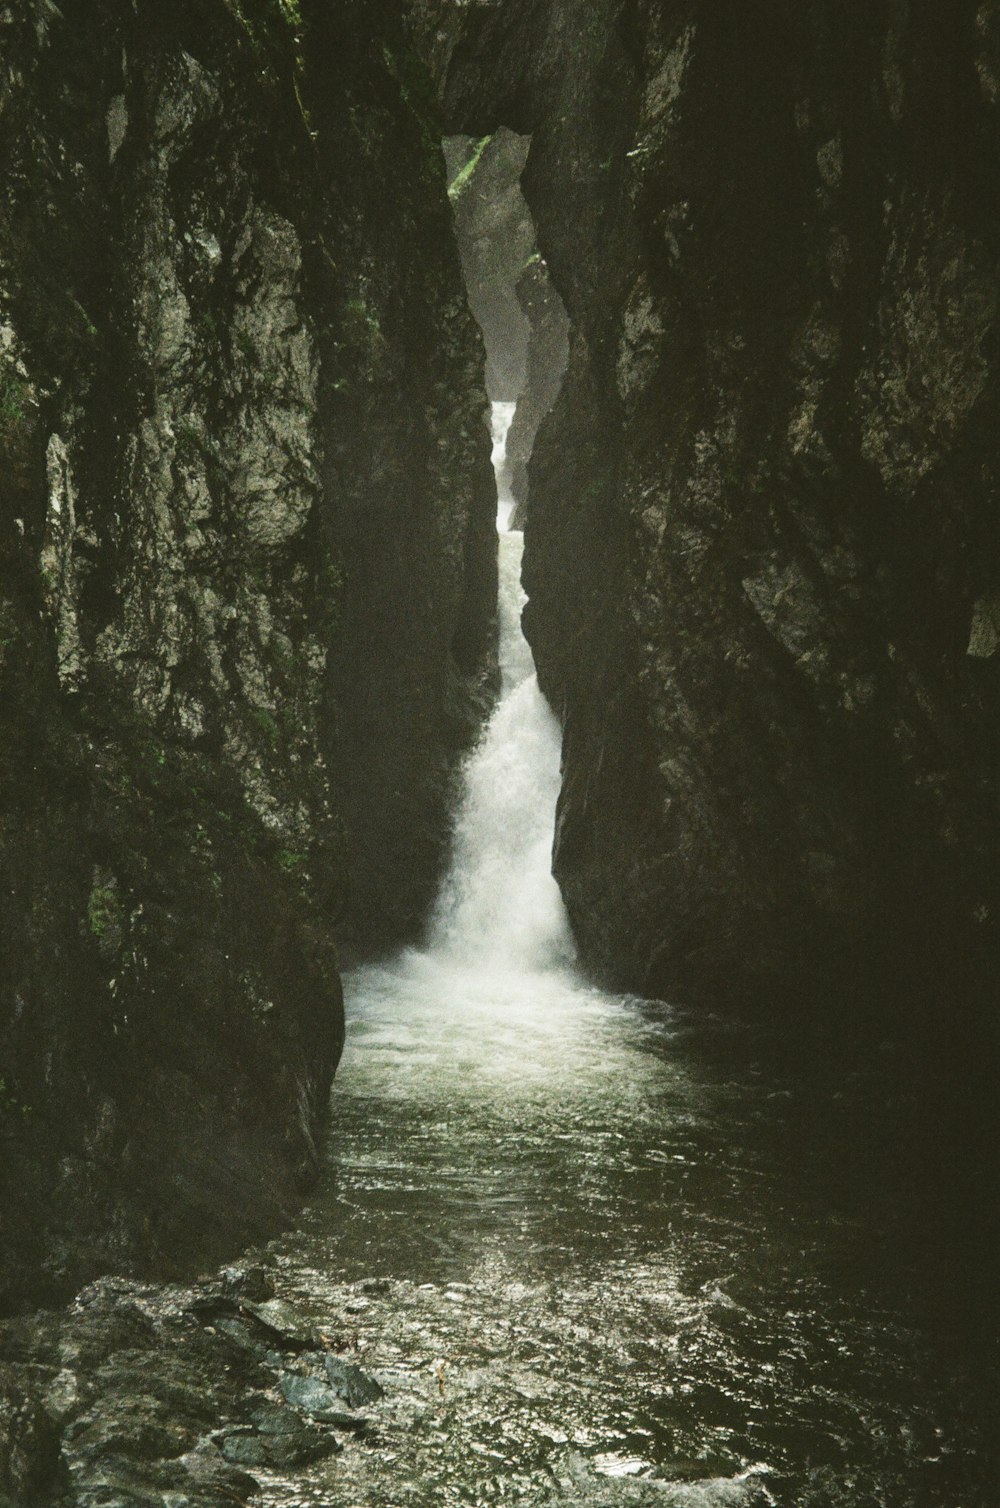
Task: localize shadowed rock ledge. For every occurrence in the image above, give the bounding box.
[0,1265,384,1507]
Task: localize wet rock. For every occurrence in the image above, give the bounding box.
[507,253,570,522]
[219,1264,275,1304]
[322,1354,385,1408]
[0,1365,61,1504]
[216,1428,274,1469]
[278,1370,345,1416]
[218,1420,339,1470]
[268,1429,342,1468]
[173,1444,262,1506]
[250,1402,308,1436]
[190,1293,319,1359]
[242,1299,322,1351]
[0,1272,374,1504]
[277,1353,383,1422]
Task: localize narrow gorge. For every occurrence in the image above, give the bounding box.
[1,2,998,1505]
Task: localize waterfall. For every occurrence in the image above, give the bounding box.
[344,399,580,1104]
[428,402,575,976]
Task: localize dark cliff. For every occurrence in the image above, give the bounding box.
[413,0,1000,1024]
[0,0,494,1310]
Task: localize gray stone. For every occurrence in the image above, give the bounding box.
[323,1355,385,1408]
[278,1371,343,1416]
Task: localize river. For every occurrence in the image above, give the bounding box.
[255,404,994,1507]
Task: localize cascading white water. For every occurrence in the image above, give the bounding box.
[429,402,575,975]
[342,399,599,1103]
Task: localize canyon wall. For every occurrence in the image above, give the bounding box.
[0,0,493,1310]
[413,0,1000,1022]
[3,0,998,1314]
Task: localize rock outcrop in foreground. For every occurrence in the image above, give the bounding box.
[0,1265,382,1507]
[0,0,494,1310]
[414,0,1000,1024]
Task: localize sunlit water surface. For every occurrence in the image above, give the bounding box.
[256,407,994,1507]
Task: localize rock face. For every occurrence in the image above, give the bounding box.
[505,251,569,527]
[412,0,1000,1021]
[0,1,494,1310]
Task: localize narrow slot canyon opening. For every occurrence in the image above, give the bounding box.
[411,126,576,973]
[443,129,569,530]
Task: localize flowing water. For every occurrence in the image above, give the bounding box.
[257,405,995,1507]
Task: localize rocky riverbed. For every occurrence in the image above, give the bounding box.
[1,959,995,1508]
[0,1258,779,1508]
[0,1264,384,1507]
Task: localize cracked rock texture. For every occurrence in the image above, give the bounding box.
[412,0,1000,1024]
[0,0,494,1311]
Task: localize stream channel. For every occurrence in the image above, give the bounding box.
[252,405,994,1508]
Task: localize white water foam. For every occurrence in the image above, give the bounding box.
[491,399,517,533]
[343,401,583,1094]
[427,401,574,977]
